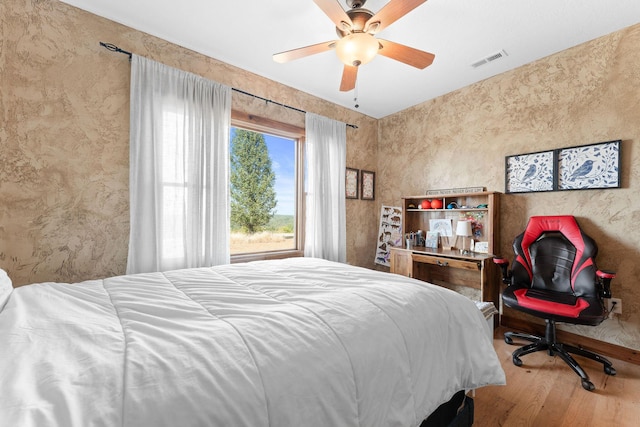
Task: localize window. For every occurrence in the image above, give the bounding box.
[229,113,305,260]
[160,109,187,263]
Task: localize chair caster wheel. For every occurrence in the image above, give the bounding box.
[512,356,523,367]
[505,336,514,345]
[604,366,617,376]
[581,380,595,391]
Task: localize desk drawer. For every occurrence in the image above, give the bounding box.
[412,254,481,272]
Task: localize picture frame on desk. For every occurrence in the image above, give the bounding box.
[429,218,454,249]
[425,231,439,249]
[474,241,489,254]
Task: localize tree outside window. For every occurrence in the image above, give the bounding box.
[229,126,299,255]
[230,129,277,233]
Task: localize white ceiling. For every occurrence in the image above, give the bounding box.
[61,0,640,119]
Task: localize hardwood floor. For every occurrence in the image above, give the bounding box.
[474,327,640,426]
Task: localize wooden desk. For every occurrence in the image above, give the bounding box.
[390,246,500,324]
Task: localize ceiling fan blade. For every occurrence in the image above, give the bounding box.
[273,41,336,63]
[366,0,426,33]
[340,65,358,92]
[313,0,353,31]
[378,39,435,69]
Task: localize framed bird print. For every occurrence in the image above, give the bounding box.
[505,150,556,193]
[557,140,621,190]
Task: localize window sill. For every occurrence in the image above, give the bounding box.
[230,250,304,264]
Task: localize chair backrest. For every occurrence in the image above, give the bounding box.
[511,216,599,297]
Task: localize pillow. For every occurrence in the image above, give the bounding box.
[0,269,13,312]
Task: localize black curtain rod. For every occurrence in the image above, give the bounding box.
[99,42,358,129]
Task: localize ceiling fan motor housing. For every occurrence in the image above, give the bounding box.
[335,8,374,37]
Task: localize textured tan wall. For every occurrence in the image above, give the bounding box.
[378,24,640,350]
[0,0,379,286]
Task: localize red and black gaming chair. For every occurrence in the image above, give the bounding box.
[494,215,616,391]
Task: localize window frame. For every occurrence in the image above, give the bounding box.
[229,110,305,263]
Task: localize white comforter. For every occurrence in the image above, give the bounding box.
[0,258,505,427]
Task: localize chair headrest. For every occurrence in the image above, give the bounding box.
[522,216,585,252]
[519,216,591,281]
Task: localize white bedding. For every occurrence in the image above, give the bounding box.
[0,257,504,427]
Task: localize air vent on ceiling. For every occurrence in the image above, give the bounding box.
[471,49,509,68]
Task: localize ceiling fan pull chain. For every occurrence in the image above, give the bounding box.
[354,82,359,109]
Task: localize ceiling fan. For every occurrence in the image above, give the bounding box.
[273,0,435,92]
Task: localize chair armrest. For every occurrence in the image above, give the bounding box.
[596,270,616,280]
[493,257,512,285]
[597,269,616,298]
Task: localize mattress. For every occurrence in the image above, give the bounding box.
[0,257,505,427]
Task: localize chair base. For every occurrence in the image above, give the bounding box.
[504,319,616,391]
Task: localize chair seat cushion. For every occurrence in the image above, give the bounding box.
[503,285,606,326]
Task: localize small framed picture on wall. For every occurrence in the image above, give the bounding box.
[361,170,375,200]
[345,167,359,199]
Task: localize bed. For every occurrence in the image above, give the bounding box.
[0,257,505,427]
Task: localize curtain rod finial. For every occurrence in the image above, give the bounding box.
[99,41,132,59]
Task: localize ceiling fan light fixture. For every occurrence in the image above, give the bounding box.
[335,32,379,67]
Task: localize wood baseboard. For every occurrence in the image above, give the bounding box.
[500,315,640,366]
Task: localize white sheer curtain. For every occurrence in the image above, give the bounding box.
[127,55,231,274]
[304,113,347,262]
